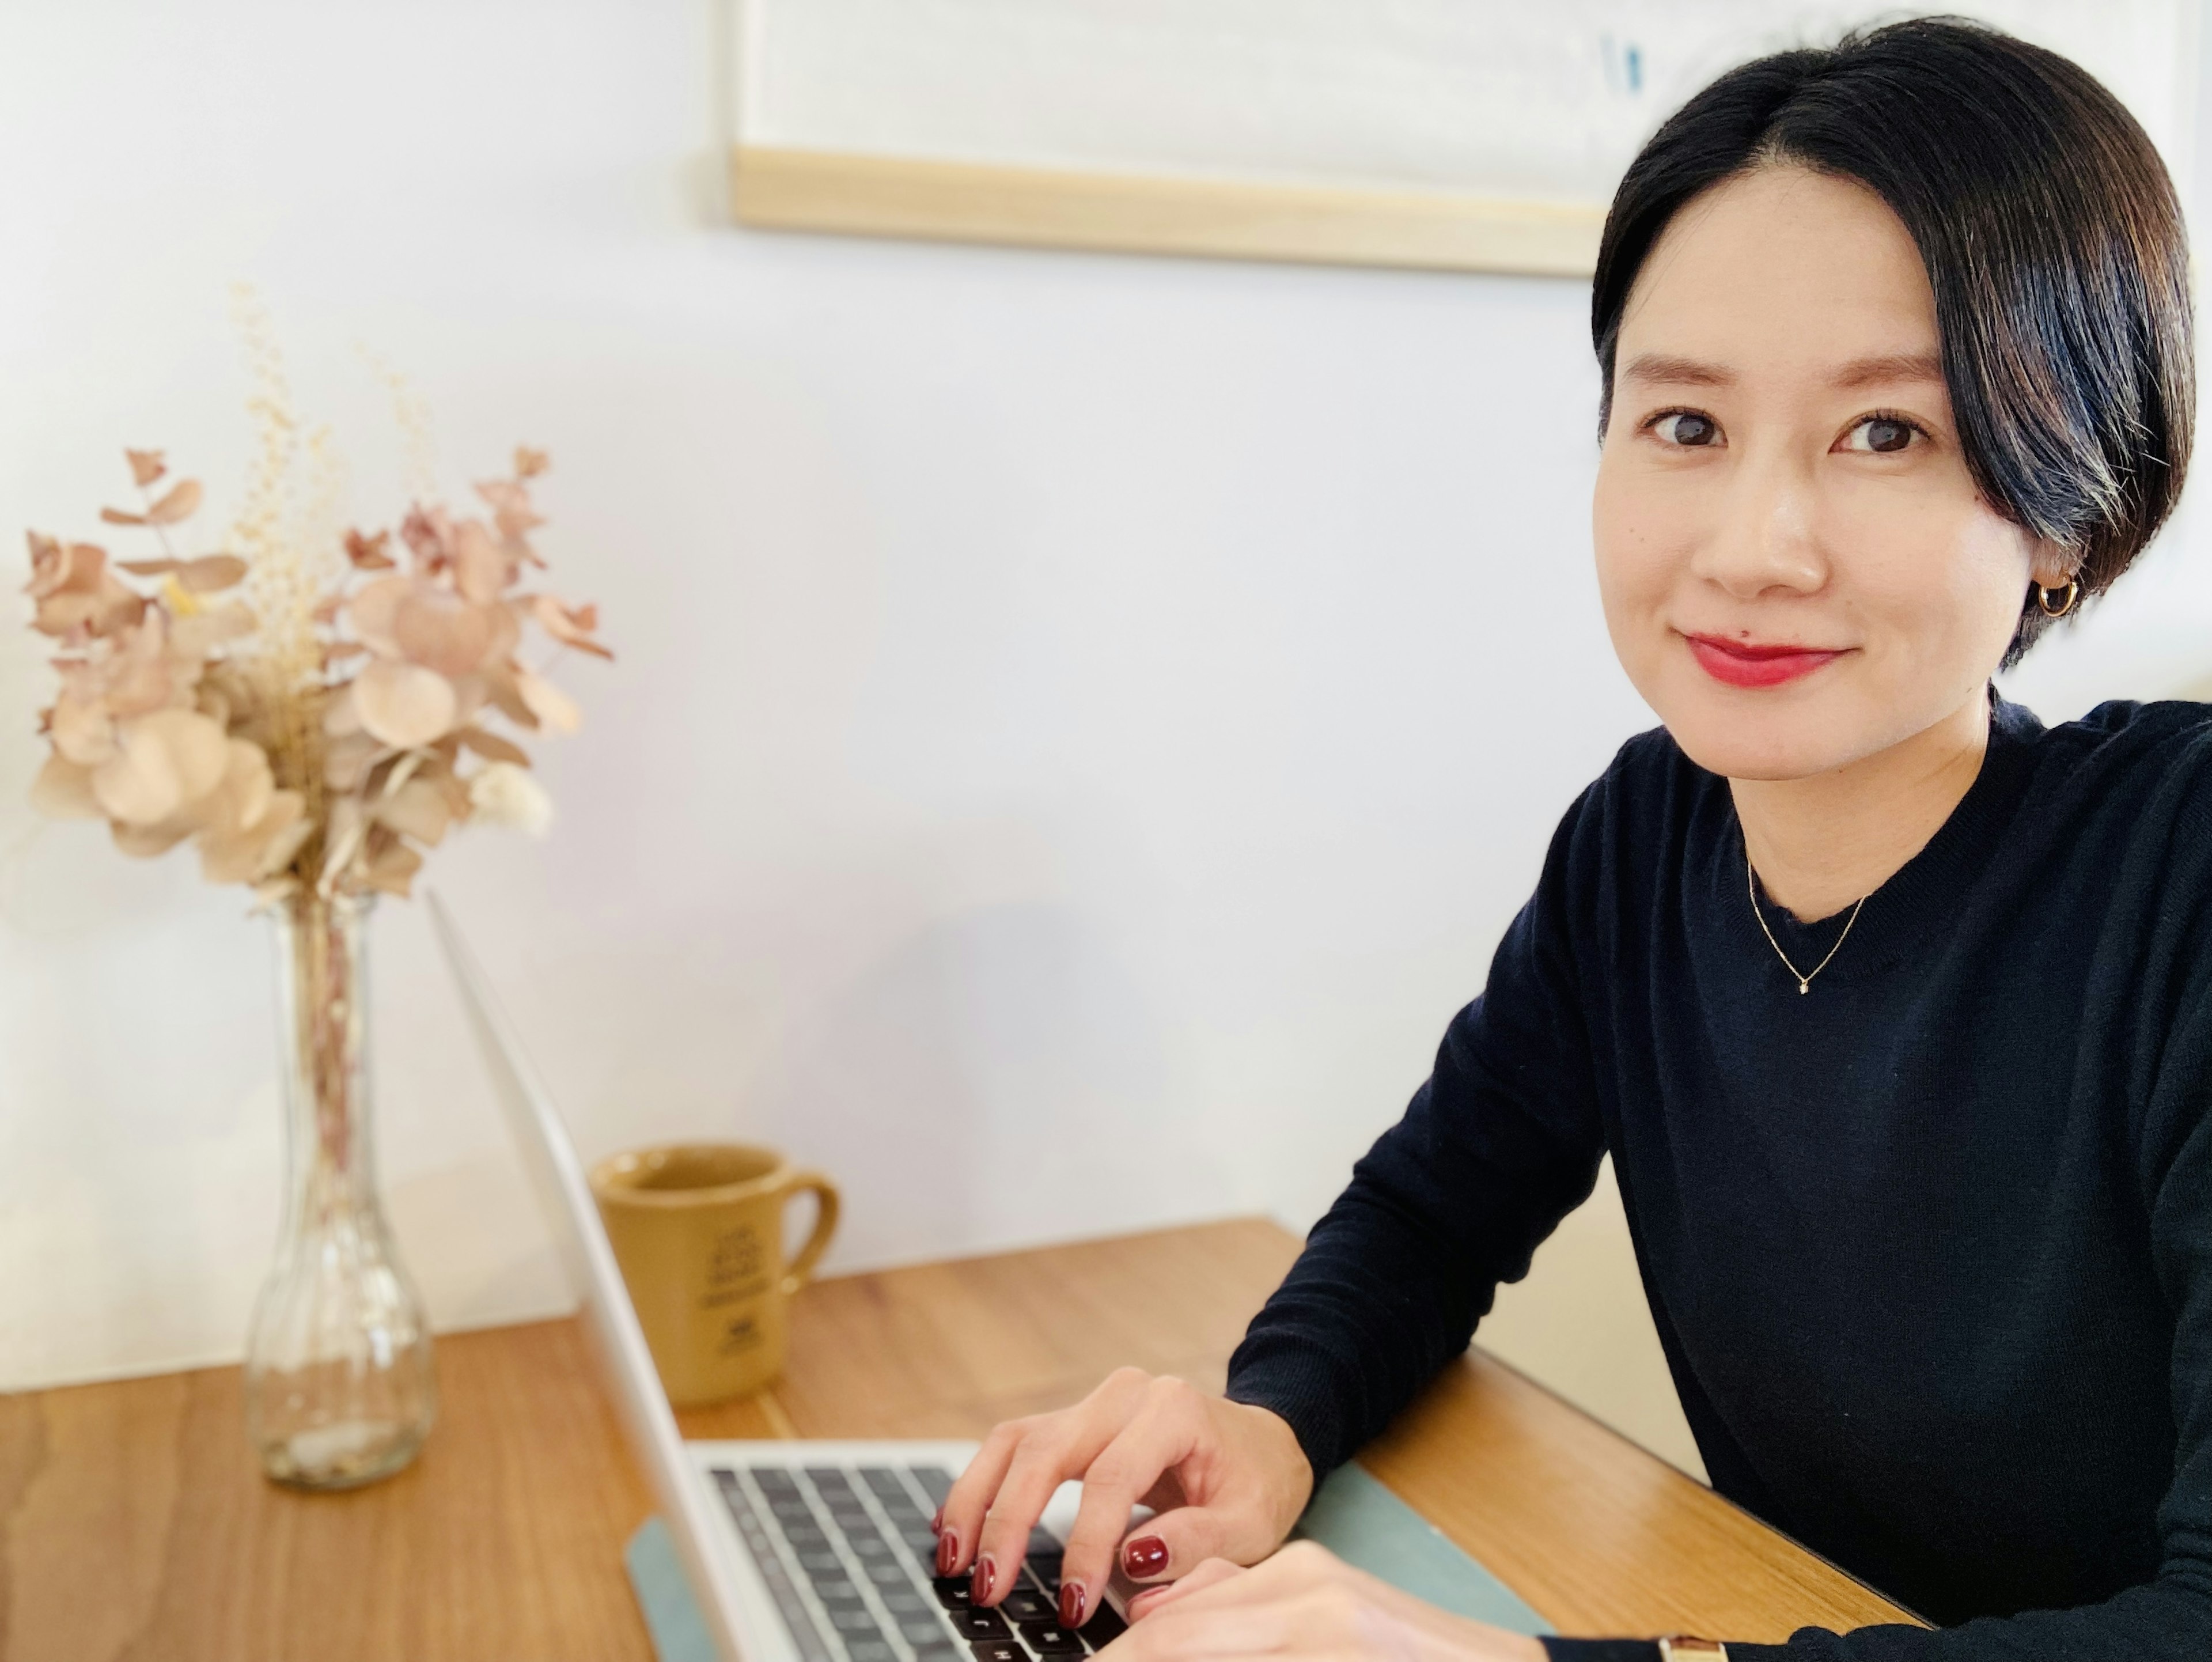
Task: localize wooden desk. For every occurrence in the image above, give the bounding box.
[0,1219,1910,1660]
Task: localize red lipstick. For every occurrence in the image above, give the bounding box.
[1684,634,1846,688]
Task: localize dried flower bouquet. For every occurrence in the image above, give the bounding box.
[24,443,608,900]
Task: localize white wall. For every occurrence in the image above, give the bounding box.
[2,2,2205,1486]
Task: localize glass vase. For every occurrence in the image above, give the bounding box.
[243,889,438,1490]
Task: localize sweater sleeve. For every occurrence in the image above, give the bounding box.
[1222,787,1610,1481]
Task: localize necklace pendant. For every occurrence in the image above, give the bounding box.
[1798,980,1809,995]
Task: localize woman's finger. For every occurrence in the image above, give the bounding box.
[941,1368,1153,1583]
[1126,1556,1244,1621]
[1058,1385,1212,1618]
[971,1434,1085,1604]
[937,1419,1025,1576]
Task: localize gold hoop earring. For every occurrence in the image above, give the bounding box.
[2037,579,2081,618]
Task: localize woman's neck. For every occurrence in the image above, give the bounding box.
[1731,687,1993,922]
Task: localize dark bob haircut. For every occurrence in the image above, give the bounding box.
[1592,16,2194,664]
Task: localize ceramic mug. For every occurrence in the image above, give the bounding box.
[589,1142,840,1406]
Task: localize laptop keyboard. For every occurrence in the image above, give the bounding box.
[711,1462,1130,1662]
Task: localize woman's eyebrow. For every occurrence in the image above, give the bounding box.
[1830,350,1946,389]
[1620,353,1733,387]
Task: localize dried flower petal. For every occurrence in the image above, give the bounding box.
[529,593,612,658]
[101,508,150,527]
[118,558,182,576]
[178,554,248,592]
[363,836,423,899]
[400,505,453,570]
[478,660,537,729]
[457,726,530,766]
[351,658,456,748]
[201,788,305,885]
[168,601,256,660]
[31,543,143,638]
[452,520,509,603]
[324,730,382,792]
[50,690,118,766]
[348,574,411,656]
[112,819,193,858]
[143,479,203,525]
[125,449,166,487]
[512,664,581,733]
[376,775,453,845]
[392,585,495,678]
[514,446,549,478]
[91,708,228,826]
[345,528,395,570]
[468,761,554,836]
[29,752,102,819]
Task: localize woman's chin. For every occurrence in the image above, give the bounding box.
[1647,678,1877,783]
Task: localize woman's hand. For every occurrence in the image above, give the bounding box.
[1112,1541,1547,1662]
[936,1367,1315,1628]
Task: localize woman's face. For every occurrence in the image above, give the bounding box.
[1592,165,2065,781]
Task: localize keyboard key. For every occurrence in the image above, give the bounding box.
[968,1644,1024,1662]
[798,1550,846,1575]
[1023,1561,1060,1594]
[828,1608,882,1635]
[710,1471,834,1662]
[1028,1527,1064,1557]
[882,1590,931,1617]
[1000,1591,1054,1624]
[1081,1603,1127,1645]
[932,1577,975,1611]
[1021,1623,1086,1655]
[848,1643,897,1662]
[753,1467,801,1493]
[954,1608,1010,1641]
[900,1618,952,1644]
[903,1531,942,1563]
[912,1466,956,1505]
[868,1561,912,1587]
[913,1644,963,1662]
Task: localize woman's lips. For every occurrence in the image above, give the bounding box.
[1684,633,1847,688]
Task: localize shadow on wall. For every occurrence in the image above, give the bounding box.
[752,899,1233,1269]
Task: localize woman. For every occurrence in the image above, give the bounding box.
[938,20,2209,1661]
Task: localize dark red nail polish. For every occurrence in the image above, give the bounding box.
[970,1554,997,1604]
[930,1507,944,1535]
[936,1530,959,1576]
[1123,1535,1169,1577]
[1059,1581,1088,1629]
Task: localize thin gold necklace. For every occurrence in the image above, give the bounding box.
[1746,846,1867,995]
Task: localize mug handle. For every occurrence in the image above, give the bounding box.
[777,1169,841,1296]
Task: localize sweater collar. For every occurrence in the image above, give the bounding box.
[1731,685,2043,975]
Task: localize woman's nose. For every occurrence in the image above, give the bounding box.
[1687,448,1828,600]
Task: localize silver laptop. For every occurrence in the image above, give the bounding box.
[430,894,1130,1662]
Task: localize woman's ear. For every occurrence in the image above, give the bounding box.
[2027,540,2079,592]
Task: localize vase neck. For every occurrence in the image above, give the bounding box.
[271,892,376,1191]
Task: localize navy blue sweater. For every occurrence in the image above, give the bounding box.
[1224,694,2212,1659]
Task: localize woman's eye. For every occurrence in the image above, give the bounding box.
[1653,411,1721,448]
[1841,415,1921,454]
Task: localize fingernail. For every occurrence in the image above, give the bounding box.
[1059,1581,1088,1629]
[930,1507,944,1535]
[1123,1535,1169,1577]
[936,1529,959,1577]
[970,1554,997,1604]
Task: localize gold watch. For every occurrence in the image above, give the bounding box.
[1658,1640,1729,1662]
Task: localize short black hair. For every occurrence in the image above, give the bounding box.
[1592,16,2194,664]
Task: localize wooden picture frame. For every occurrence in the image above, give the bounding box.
[725,1,2196,281]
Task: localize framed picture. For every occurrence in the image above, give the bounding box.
[726,0,2198,279]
